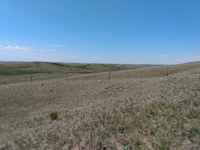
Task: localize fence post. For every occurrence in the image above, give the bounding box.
[167,67,169,76]
[66,73,68,80]
[31,74,33,82]
[108,71,111,80]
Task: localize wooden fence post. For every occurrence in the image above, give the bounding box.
[31,74,33,82]
[66,72,68,80]
[108,71,111,80]
[167,67,169,76]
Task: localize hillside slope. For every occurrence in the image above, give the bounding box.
[0,63,200,149]
[0,61,200,85]
[0,62,151,75]
[0,62,151,84]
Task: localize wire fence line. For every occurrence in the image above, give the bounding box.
[0,71,114,85]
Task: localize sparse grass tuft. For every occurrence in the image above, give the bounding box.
[50,111,58,121]
[97,129,110,139]
[188,110,198,119]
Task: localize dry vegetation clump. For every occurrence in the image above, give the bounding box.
[0,65,200,149]
[50,111,58,121]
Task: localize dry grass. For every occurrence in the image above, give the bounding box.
[0,62,150,85]
[0,63,200,149]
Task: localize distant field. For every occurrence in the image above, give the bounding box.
[0,62,152,84]
[0,62,151,75]
[0,61,200,84]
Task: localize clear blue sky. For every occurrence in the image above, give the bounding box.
[0,0,200,64]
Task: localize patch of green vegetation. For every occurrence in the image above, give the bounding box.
[0,112,5,118]
[49,62,66,67]
[101,64,123,71]
[186,126,200,141]
[50,111,58,121]
[71,65,96,73]
[97,129,110,139]
[188,110,198,119]
[0,68,47,76]
[117,126,126,134]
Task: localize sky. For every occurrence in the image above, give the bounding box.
[0,0,200,64]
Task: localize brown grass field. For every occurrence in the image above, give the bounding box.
[0,61,200,150]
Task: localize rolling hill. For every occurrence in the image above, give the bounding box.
[0,61,200,149]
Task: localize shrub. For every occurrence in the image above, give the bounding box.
[97,129,110,139]
[188,110,198,119]
[117,126,126,134]
[50,111,58,121]
[187,126,200,140]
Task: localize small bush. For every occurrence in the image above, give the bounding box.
[187,127,200,140]
[117,126,126,134]
[97,129,110,139]
[187,110,198,119]
[123,146,131,150]
[50,111,58,121]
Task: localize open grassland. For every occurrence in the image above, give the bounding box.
[0,62,200,149]
[0,62,151,85]
[0,61,200,85]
